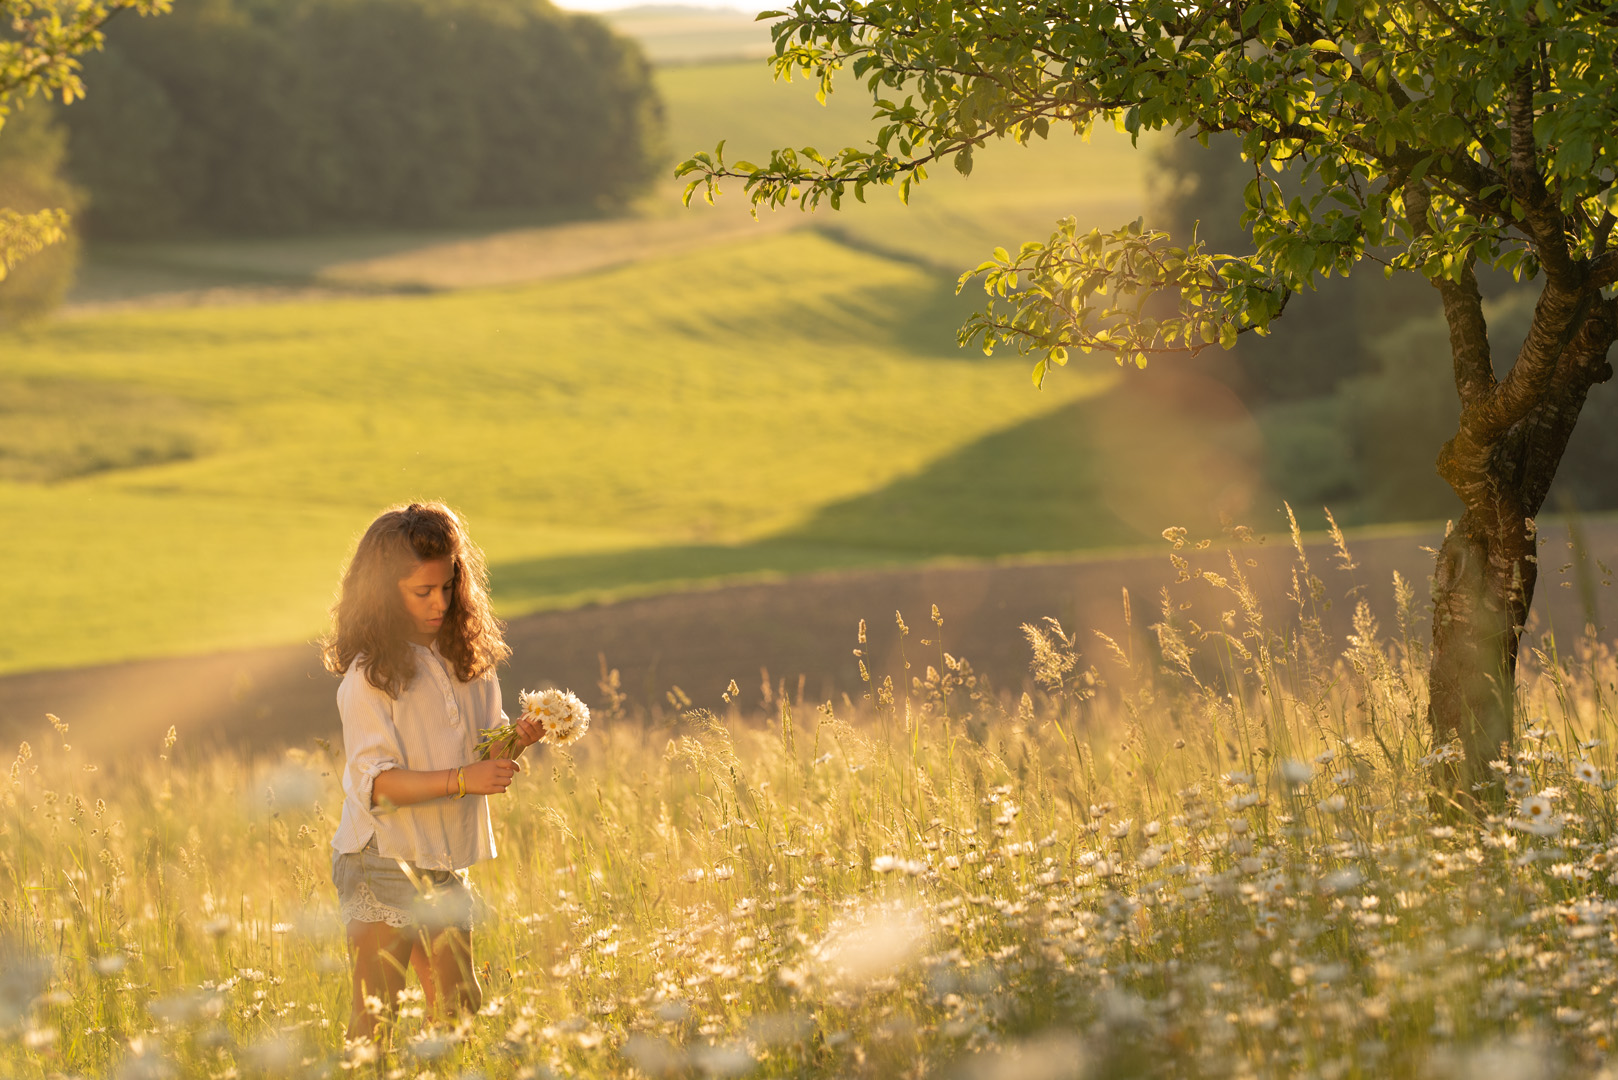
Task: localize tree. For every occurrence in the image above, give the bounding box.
[0,0,168,279]
[0,101,82,324]
[679,0,1618,793]
[62,0,664,238]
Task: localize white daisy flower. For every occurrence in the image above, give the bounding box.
[1520,793,1553,820]
[1513,794,1564,837]
[518,687,591,747]
[1278,759,1314,787]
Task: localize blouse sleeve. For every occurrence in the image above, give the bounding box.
[337,668,403,815]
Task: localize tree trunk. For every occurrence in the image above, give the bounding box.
[1425,287,1618,795]
[1427,506,1534,793]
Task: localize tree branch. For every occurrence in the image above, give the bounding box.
[1517,295,1618,513]
[1507,66,1578,286]
[1593,250,1618,291]
[1441,262,1496,407]
[1406,179,1495,406]
[1474,284,1591,443]
[1594,211,1617,261]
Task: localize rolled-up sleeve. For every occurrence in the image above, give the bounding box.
[330,645,499,869]
[337,669,402,828]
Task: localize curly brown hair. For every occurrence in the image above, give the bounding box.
[321,502,510,697]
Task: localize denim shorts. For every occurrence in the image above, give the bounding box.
[331,838,475,932]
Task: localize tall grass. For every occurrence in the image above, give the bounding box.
[5,522,1617,1078]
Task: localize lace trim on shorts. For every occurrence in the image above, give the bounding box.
[338,881,413,928]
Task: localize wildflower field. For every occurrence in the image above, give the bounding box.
[7,521,1618,1080]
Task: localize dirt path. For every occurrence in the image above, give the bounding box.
[5,520,1613,761]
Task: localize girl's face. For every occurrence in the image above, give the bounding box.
[398,556,455,645]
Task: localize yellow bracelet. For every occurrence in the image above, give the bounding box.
[456,766,466,799]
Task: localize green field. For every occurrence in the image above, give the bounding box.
[7,58,1164,676]
[658,60,1149,270]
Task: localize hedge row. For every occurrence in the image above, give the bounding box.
[63,0,665,237]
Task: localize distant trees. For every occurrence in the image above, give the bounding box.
[0,104,82,322]
[1153,134,1618,523]
[0,0,167,301]
[62,0,665,238]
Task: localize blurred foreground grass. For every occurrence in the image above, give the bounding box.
[6,527,1618,1078]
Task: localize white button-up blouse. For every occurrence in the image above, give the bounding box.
[331,642,506,871]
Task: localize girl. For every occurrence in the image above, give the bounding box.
[322,502,538,1042]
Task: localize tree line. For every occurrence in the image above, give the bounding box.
[0,0,666,319]
[1151,134,1618,521]
[65,0,663,238]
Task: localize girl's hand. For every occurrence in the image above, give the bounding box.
[514,716,541,749]
[464,758,521,796]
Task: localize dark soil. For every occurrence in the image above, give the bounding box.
[3,521,1612,760]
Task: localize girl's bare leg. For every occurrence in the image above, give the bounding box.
[418,926,480,1020]
[346,920,414,1043]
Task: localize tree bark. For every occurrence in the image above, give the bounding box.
[1426,289,1618,793]
[1427,508,1533,791]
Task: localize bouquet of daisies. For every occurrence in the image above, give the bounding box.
[476,688,591,760]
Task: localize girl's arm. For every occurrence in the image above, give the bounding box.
[372,758,521,808]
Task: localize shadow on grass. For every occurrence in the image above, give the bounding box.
[491,394,1150,612]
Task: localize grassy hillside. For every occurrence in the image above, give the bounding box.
[660,60,1148,271]
[71,60,1149,305]
[6,232,1142,674]
[6,58,1167,675]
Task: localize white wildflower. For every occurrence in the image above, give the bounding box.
[1278,759,1314,787]
[872,855,925,875]
[1512,795,1564,837]
[516,687,592,747]
[1319,866,1364,893]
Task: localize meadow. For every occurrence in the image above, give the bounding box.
[5,57,1157,676]
[6,524,1618,1079]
